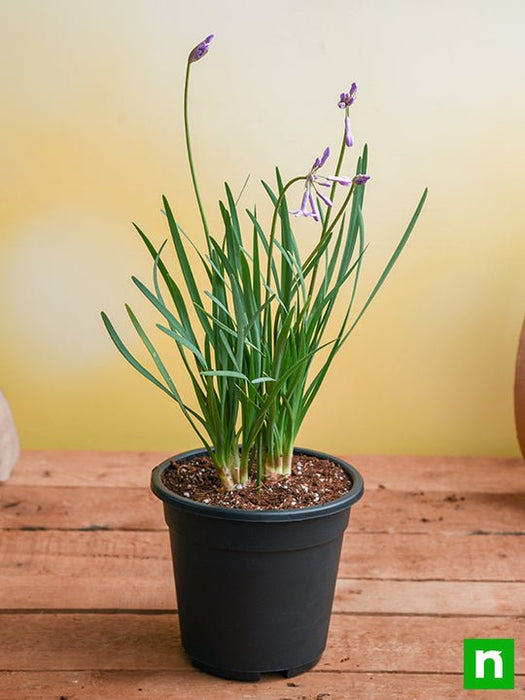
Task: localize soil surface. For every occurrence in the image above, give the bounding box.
[161,453,354,510]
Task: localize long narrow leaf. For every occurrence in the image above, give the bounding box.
[344,187,428,338]
[162,196,213,337]
[101,312,176,400]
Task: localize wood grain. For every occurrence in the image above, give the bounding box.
[2,484,523,534]
[1,451,524,699]
[1,671,522,700]
[0,576,521,616]
[339,532,525,580]
[1,530,523,584]
[0,485,165,530]
[0,613,523,673]
[8,450,525,490]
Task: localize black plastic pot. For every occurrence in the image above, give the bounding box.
[150,447,364,681]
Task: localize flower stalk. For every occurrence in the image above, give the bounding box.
[184,41,213,252]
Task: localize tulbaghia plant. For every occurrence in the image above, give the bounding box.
[102,35,427,490]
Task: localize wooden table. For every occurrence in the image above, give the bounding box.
[1,451,523,699]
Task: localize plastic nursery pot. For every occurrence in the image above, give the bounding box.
[150,447,364,682]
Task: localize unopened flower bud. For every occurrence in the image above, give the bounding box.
[352,174,371,185]
[188,34,214,63]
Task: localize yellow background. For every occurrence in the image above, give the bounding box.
[1,0,523,456]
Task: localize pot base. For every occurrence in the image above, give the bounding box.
[191,655,321,682]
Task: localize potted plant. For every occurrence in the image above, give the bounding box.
[102,33,427,681]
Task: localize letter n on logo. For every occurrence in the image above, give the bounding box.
[464,639,515,690]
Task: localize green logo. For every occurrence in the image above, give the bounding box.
[463,639,515,689]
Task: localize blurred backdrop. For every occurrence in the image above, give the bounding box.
[1,0,524,456]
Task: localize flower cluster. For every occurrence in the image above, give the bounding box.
[290,81,369,221]
[291,147,362,221]
[338,82,357,109]
[338,82,358,147]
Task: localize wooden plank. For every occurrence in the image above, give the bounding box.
[324,615,525,674]
[1,531,523,584]
[0,670,522,700]
[0,485,165,531]
[334,580,524,616]
[8,451,171,488]
[0,571,522,617]
[0,614,523,673]
[0,573,175,611]
[9,451,525,491]
[0,530,172,572]
[353,488,525,535]
[2,484,524,535]
[341,532,525,581]
[355,454,525,493]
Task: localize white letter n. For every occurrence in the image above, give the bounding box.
[475,649,503,679]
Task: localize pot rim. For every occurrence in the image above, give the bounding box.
[150,446,364,522]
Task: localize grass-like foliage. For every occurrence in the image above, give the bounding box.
[101,35,427,490]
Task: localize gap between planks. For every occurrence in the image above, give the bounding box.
[0,578,522,615]
[0,609,522,619]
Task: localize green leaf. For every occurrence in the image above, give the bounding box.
[157,324,208,367]
[131,276,187,339]
[302,186,428,419]
[162,196,212,337]
[235,173,251,206]
[134,223,200,347]
[345,187,428,337]
[125,304,176,394]
[245,208,281,296]
[200,369,249,380]
[101,312,175,399]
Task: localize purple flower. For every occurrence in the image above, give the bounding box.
[352,174,371,185]
[292,189,310,218]
[188,34,214,63]
[338,82,357,109]
[290,147,353,222]
[338,82,357,147]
